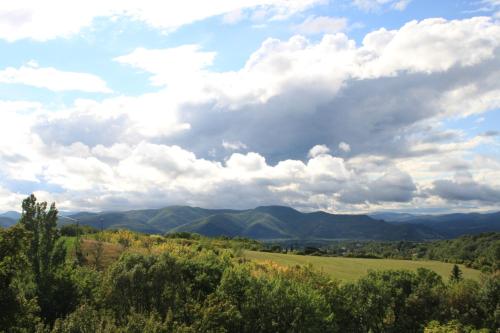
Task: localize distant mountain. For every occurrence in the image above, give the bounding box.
[370,211,500,238]
[3,206,498,240]
[0,211,79,228]
[0,217,16,228]
[0,211,21,220]
[369,212,423,222]
[0,211,20,227]
[397,212,500,238]
[65,205,443,241]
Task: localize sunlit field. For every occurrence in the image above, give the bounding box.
[244,250,482,281]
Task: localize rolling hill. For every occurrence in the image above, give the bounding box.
[63,205,443,241]
[3,206,499,241]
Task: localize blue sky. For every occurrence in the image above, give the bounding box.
[0,0,499,213]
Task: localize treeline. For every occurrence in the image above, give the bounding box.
[60,223,99,236]
[324,233,499,272]
[1,195,499,332]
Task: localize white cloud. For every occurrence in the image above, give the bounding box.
[114,45,216,87]
[222,140,248,151]
[0,100,42,113]
[0,186,26,211]
[110,17,500,121]
[0,62,112,93]
[338,142,351,152]
[359,17,500,77]
[294,16,348,35]
[1,16,500,213]
[0,0,326,42]
[0,139,361,211]
[392,0,411,11]
[35,92,190,142]
[308,144,330,158]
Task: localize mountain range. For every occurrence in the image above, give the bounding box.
[370,211,500,238]
[62,205,443,241]
[2,206,499,241]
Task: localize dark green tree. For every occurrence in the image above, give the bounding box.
[19,194,62,286]
[19,194,78,324]
[450,264,463,283]
[0,225,40,331]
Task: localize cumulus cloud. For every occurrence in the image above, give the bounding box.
[145,17,500,162]
[1,16,500,212]
[0,137,376,210]
[33,93,190,147]
[0,0,326,41]
[0,62,111,93]
[308,145,330,158]
[339,168,416,204]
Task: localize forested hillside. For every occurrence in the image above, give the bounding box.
[5,206,499,241]
[58,205,446,241]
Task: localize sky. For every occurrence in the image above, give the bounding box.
[0,0,499,213]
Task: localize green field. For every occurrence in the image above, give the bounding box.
[244,251,482,281]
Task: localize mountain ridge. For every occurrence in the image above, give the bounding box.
[61,205,461,241]
[3,206,499,241]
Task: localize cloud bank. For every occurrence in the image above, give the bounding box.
[1,16,500,213]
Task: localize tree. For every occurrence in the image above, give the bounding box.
[0,225,40,331]
[19,194,78,323]
[19,194,62,285]
[450,264,463,283]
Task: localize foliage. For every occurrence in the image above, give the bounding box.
[424,320,490,333]
[18,194,79,324]
[450,264,463,283]
[0,225,40,331]
[60,224,98,237]
[324,232,500,272]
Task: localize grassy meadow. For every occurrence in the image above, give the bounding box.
[244,250,482,281]
[63,233,482,282]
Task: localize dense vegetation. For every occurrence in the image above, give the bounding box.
[1,195,499,332]
[323,233,500,272]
